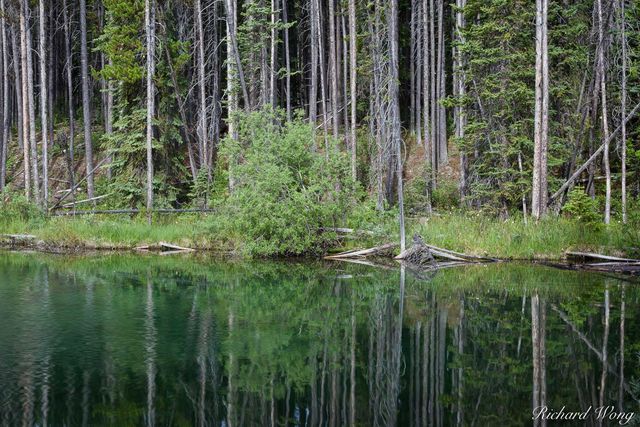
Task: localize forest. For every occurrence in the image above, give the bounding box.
[0,0,638,256]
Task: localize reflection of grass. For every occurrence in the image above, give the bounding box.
[0,208,636,260]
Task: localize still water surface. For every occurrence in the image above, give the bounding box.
[0,252,637,426]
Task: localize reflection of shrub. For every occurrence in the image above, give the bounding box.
[562,187,600,226]
[218,108,357,256]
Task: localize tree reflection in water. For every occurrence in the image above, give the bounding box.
[0,253,637,426]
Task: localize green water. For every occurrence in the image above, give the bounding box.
[0,252,637,426]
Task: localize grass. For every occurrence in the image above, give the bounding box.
[0,201,637,259]
[408,212,637,260]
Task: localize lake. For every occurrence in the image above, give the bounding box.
[0,252,637,426]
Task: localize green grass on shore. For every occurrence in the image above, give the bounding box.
[408,213,637,260]
[0,209,636,259]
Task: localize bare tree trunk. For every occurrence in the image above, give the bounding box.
[24,0,40,203]
[619,0,627,223]
[436,0,446,166]
[429,0,436,185]
[597,0,611,224]
[270,0,278,108]
[0,0,8,191]
[422,0,432,212]
[316,0,328,143]
[225,0,239,191]
[12,27,25,188]
[348,0,356,178]
[79,0,94,201]
[389,0,405,252]
[455,0,467,203]
[531,0,549,220]
[195,0,207,175]
[329,0,338,139]
[19,0,31,200]
[145,0,156,224]
[62,0,75,206]
[39,0,48,208]
[282,0,291,121]
[309,0,318,142]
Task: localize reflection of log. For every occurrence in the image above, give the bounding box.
[551,304,640,403]
[325,243,398,259]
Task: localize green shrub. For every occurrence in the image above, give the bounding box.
[562,187,600,226]
[218,108,357,256]
[0,193,44,226]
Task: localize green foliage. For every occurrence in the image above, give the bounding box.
[562,186,600,226]
[218,108,357,256]
[0,194,44,226]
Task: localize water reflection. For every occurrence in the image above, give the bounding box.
[0,254,637,426]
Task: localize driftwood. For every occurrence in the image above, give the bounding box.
[159,242,195,252]
[394,235,436,265]
[325,243,398,259]
[319,227,376,236]
[61,193,112,208]
[53,208,217,216]
[396,234,498,264]
[565,251,638,263]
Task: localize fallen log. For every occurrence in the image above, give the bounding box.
[566,251,638,263]
[159,242,195,252]
[61,193,112,208]
[396,235,498,264]
[325,243,398,259]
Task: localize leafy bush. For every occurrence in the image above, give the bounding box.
[0,193,44,226]
[562,187,600,226]
[218,108,357,256]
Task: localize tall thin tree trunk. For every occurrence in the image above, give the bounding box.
[455,0,467,203]
[270,0,278,108]
[348,0,356,178]
[19,0,31,200]
[329,0,338,139]
[62,0,75,206]
[145,0,156,224]
[597,0,611,224]
[12,28,25,191]
[39,0,48,208]
[309,0,318,143]
[25,0,40,203]
[389,0,405,252]
[0,0,8,191]
[422,0,431,212]
[79,0,94,200]
[436,0,446,166]
[619,0,627,223]
[531,0,549,220]
[282,0,291,121]
[195,0,207,174]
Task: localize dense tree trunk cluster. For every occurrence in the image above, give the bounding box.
[0,0,637,224]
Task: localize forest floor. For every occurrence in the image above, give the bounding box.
[0,212,636,260]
